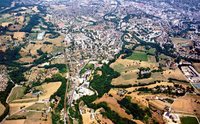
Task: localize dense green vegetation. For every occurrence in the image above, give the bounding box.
[44,64,68,73]
[118,96,151,122]
[0,82,14,122]
[138,67,151,79]
[21,14,40,32]
[180,116,199,124]
[68,104,82,124]
[51,111,64,124]
[126,51,148,61]
[100,102,136,124]
[90,64,120,97]
[33,53,49,65]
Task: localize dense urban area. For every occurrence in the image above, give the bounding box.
[0,0,200,124]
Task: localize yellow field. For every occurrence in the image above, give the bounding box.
[9,102,35,115]
[193,63,200,73]
[0,102,5,116]
[18,57,35,63]
[3,119,25,124]
[13,32,25,41]
[37,82,61,100]
[163,68,187,81]
[171,94,200,116]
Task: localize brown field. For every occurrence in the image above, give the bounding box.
[133,120,144,124]
[9,102,34,115]
[171,38,193,46]
[126,92,149,107]
[41,44,54,53]
[24,43,43,56]
[0,102,5,116]
[193,63,200,73]
[149,99,170,110]
[8,24,23,31]
[95,114,114,124]
[94,94,132,119]
[82,108,113,124]
[163,68,187,81]
[171,94,200,117]
[13,32,25,41]
[3,119,25,124]
[18,57,35,63]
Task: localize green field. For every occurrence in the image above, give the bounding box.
[126,51,148,61]
[7,86,26,103]
[26,103,47,111]
[180,116,199,124]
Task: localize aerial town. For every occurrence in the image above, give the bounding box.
[0,0,200,124]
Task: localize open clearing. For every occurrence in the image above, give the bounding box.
[94,94,132,119]
[111,70,165,86]
[171,38,193,46]
[171,94,200,118]
[3,119,25,124]
[110,55,158,73]
[7,86,26,103]
[193,63,200,73]
[0,102,5,116]
[126,51,148,61]
[26,103,47,111]
[9,102,35,115]
[163,68,187,81]
[36,82,61,100]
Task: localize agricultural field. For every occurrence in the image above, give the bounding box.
[111,55,161,86]
[35,82,62,100]
[126,51,148,61]
[7,86,26,103]
[26,103,48,111]
[171,94,200,118]
[0,102,5,116]
[94,94,132,119]
[180,116,199,124]
[110,55,158,73]
[171,38,193,47]
[3,119,25,124]
[163,68,187,81]
[193,63,200,73]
